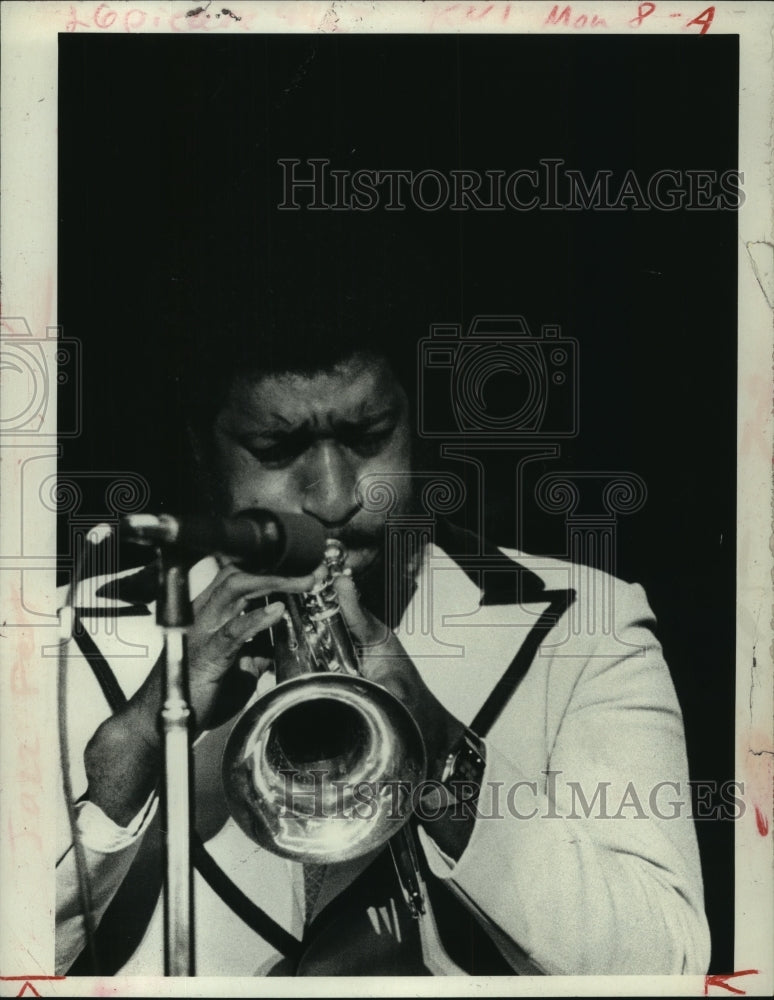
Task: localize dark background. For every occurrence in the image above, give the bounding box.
[58,33,737,972]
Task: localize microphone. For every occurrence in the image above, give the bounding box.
[119,509,326,576]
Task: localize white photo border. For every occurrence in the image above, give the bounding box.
[0,2,771,997]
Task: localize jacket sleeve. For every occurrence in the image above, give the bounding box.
[56,796,158,974]
[419,577,712,975]
[55,613,160,974]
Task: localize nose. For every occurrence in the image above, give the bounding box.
[300,441,360,528]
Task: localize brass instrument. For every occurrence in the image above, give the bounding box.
[221,539,427,916]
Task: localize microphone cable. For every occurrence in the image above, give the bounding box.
[56,525,110,975]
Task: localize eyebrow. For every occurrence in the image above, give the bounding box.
[230,402,402,442]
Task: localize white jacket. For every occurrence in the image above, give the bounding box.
[56,537,711,976]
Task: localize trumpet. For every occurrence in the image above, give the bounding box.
[221,539,427,916]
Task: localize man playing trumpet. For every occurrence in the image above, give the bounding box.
[56,319,711,977]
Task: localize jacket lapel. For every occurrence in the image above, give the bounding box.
[398,532,563,729]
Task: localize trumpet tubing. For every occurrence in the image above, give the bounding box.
[221,540,428,865]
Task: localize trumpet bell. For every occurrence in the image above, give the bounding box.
[221,673,427,864]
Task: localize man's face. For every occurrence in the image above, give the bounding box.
[209,353,414,576]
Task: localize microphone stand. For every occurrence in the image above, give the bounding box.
[156,546,195,977]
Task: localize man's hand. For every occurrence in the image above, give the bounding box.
[334,571,465,784]
[83,562,321,827]
[333,572,480,858]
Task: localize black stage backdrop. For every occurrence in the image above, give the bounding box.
[58,33,737,973]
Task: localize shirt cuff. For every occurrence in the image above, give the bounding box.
[76,791,158,853]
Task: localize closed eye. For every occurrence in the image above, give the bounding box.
[244,433,311,469]
[241,418,397,469]
[340,426,395,458]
